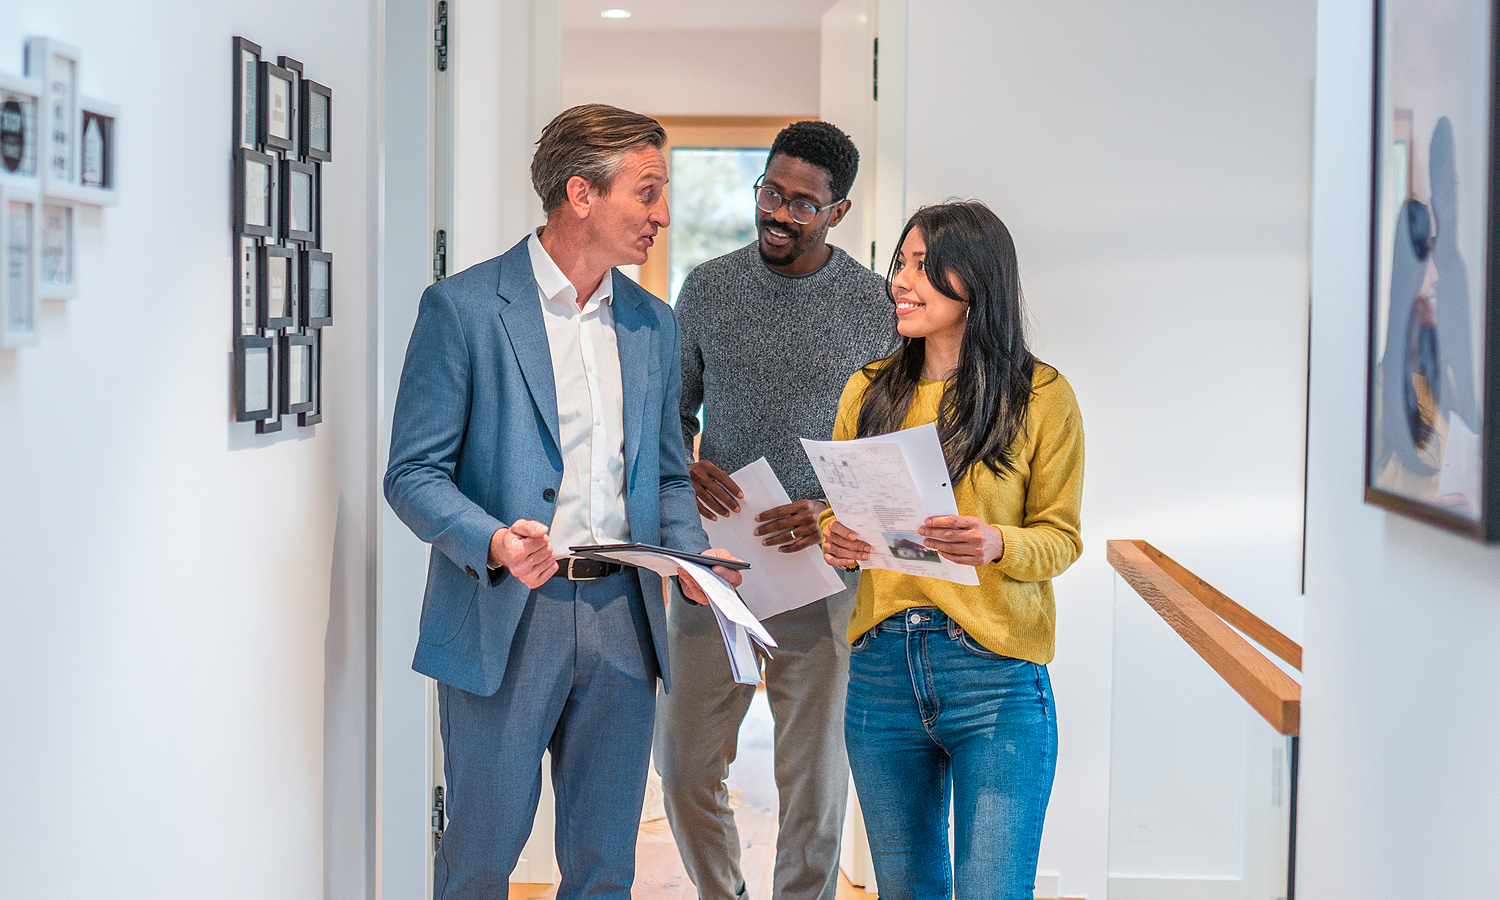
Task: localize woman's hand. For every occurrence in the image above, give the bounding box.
[822,518,871,568]
[919,516,1004,567]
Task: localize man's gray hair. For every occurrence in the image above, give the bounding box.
[531,104,667,214]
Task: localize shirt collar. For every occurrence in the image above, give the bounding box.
[528,231,614,312]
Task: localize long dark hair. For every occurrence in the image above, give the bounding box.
[856,200,1048,481]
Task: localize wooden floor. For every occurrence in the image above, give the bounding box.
[510,690,876,899]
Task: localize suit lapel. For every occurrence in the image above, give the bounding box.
[613,280,651,483]
[494,239,561,456]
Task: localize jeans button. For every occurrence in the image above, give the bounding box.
[909,612,922,625]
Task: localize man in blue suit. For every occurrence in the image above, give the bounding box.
[385,104,742,900]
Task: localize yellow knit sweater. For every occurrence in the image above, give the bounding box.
[819,364,1085,663]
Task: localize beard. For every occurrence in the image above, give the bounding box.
[756,215,822,268]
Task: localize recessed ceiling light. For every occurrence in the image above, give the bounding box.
[601,7,631,18]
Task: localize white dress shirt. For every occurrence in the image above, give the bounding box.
[527,232,631,553]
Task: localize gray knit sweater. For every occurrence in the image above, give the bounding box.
[677,243,895,502]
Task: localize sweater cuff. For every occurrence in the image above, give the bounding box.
[993,524,1031,575]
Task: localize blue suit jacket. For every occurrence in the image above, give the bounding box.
[384,237,709,696]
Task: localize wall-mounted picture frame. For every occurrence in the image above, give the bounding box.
[301,80,331,162]
[277,57,302,157]
[0,72,42,188]
[75,97,119,205]
[256,334,283,434]
[1,182,41,348]
[234,147,276,238]
[232,37,261,151]
[38,201,74,301]
[1366,0,1500,542]
[259,62,295,153]
[281,331,315,415]
[262,244,297,330]
[235,235,260,336]
[302,248,332,327]
[23,37,80,199]
[233,334,275,421]
[281,158,316,243]
[298,327,322,426]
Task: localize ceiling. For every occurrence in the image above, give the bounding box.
[560,0,843,31]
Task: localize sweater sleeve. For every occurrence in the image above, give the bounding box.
[992,377,1085,583]
[676,280,705,456]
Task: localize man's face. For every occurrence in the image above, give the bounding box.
[756,154,842,268]
[584,146,670,268]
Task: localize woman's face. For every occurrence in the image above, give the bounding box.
[891,227,968,346]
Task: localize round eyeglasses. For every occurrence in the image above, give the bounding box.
[754,177,840,225]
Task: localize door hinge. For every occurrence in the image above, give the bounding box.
[872,37,879,101]
[431,785,446,851]
[434,229,447,282]
[435,0,449,72]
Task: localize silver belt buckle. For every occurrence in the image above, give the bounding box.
[561,558,591,581]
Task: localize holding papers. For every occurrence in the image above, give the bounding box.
[569,543,776,685]
[699,458,848,621]
[801,422,981,586]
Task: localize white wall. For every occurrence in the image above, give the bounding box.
[0,2,385,897]
[1300,0,1500,896]
[561,28,819,117]
[901,3,1315,897]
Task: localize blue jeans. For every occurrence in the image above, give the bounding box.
[845,607,1057,900]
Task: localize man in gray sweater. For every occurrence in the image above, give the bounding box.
[654,121,893,900]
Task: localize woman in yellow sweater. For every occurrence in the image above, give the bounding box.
[820,201,1084,900]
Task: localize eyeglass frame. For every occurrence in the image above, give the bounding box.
[753,176,842,225]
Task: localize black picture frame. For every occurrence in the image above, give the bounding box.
[299,328,322,426]
[301,248,333,327]
[277,57,302,156]
[1366,0,1500,542]
[234,147,276,238]
[281,331,316,415]
[262,244,297,330]
[256,334,283,433]
[259,62,296,152]
[301,80,331,162]
[235,235,261,336]
[232,37,261,151]
[281,157,317,243]
[233,334,275,422]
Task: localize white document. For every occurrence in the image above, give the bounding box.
[801,422,981,586]
[574,548,777,685]
[700,457,848,621]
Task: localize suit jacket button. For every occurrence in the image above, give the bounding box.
[465,566,479,580]
[542,488,556,501]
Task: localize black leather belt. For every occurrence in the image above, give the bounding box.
[553,558,624,581]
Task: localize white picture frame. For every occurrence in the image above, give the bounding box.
[38,200,75,300]
[73,96,119,206]
[0,182,42,348]
[24,36,83,202]
[0,71,44,189]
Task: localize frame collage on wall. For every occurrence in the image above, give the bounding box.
[231,37,333,433]
[0,36,119,349]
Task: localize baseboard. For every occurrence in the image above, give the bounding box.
[1107,875,1241,900]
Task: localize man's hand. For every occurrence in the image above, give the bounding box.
[753,499,827,553]
[918,515,1004,567]
[821,519,871,569]
[487,520,558,588]
[677,548,745,605]
[689,460,743,520]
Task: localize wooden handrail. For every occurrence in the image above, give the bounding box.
[1107,540,1301,736]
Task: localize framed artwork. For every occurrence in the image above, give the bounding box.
[23,37,80,198]
[277,57,302,156]
[262,244,296,330]
[235,235,260,336]
[232,37,261,151]
[233,334,275,421]
[298,327,322,426]
[302,80,331,162]
[259,62,295,152]
[234,147,276,238]
[75,96,119,205]
[302,248,332,327]
[0,183,41,348]
[281,331,315,415]
[1367,0,1500,541]
[0,72,42,187]
[256,335,283,433]
[281,158,316,243]
[38,201,74,300]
